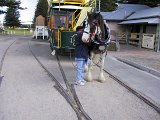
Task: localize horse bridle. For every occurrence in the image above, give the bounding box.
[83,19,111,53]
[84,18,110,44]
[83,20,99,41]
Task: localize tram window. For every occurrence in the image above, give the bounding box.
[68,12,73,28]
[53,15,67,28]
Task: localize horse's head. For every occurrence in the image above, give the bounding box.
[82,12,106,43]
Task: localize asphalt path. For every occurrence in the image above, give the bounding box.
[0,35,160,120]
[104,56,160,110]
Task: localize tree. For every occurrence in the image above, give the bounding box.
[0,0,20,7]
[0,0,21,14]
[4,5,21,28]
[33,0,48,26]
[100,0,118,12]
[100,0,160,12]
[117,0,160,7]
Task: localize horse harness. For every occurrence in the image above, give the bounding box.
[83,20,110,53]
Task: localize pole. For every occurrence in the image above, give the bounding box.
[156,23,160,52]
[99,0,101,12]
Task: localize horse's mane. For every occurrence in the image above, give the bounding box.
[98,13,106,40]
[87,12,106,40]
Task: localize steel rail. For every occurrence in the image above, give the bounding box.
[108,72,160,114]
[93,48,160,114]
[69,84,92,119]
[28,40,92,120]
[96,63,160,114]
[0,39,16,86]
[56,54,92,120]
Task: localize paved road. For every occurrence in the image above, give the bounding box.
[108,44,160,72]
[106,44,160,109]
[0,36,77,120]
[0,35,160,120]
[104,56,160,108]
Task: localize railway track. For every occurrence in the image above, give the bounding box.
[104,69,160,114]
[0,38,16,87]
[0,37,159,119]
[28,40,92,120]
[0,37,91,119]
[89,52,160,114]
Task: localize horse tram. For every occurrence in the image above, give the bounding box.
[47,0,98,54]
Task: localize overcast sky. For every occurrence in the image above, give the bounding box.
[0,0,38,24]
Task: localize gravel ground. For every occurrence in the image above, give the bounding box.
[108,44,160,72]
[0,37,77,120]
[31,39,160,120]
[0,36,160,120]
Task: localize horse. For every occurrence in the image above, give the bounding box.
[82,12,111,83]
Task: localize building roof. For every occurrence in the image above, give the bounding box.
[119,18,160,24]
[126,6,160,20]
[101,4,150,20]
[119,6,160,24]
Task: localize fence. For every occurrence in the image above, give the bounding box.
[0,29,33,35]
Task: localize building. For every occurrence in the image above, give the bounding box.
[101,4,160,51]
[101,4,150,41]
[119,6,160,51]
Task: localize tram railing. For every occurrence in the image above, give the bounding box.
[48,0,97,48]
[71,0,96,29]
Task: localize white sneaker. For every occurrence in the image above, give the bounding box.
[81,80,86,84]
[74,81,85,86]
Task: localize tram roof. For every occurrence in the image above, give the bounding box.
[51,0,91,4]
[52,5,82,9]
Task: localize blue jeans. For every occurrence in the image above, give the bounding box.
[75,58,87,82]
